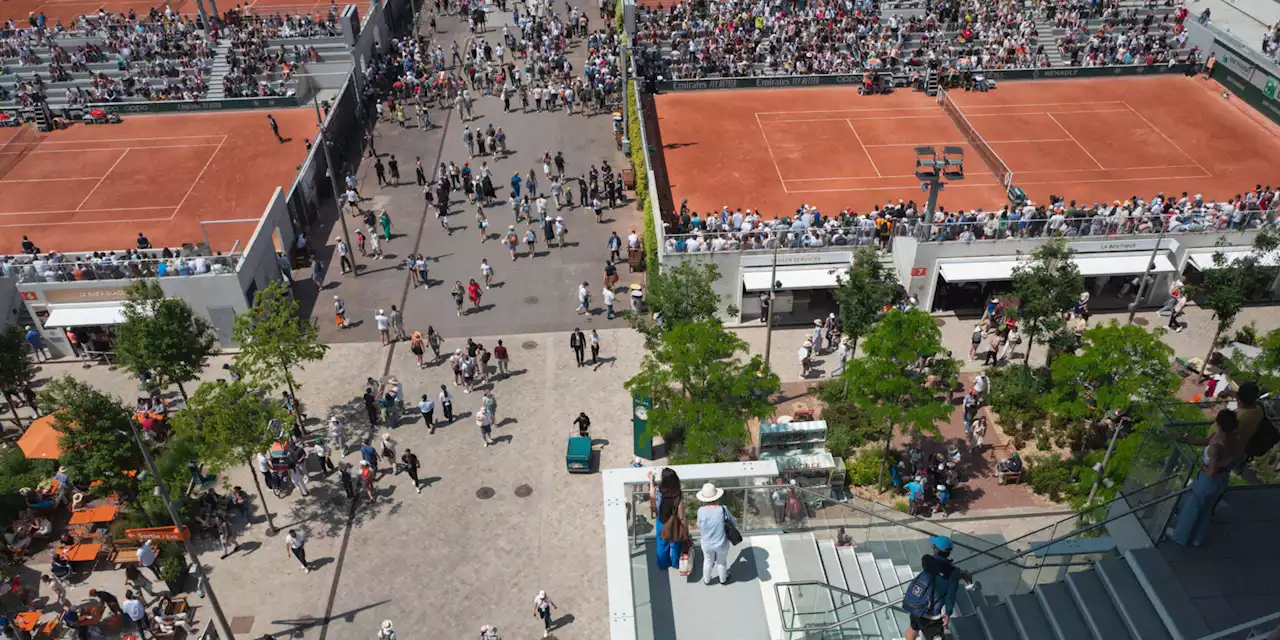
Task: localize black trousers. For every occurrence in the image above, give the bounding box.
[573,346,585,365]
[340,255,353,273]
[292,545,308,567]
[591,345,599,363]
[407,467,420,486]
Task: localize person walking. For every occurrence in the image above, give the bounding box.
[904,536,973,640]
[375,309,391,345]
[481,258,494,288]
[374,157,387,187]
[1168,289,1188,332]
[439,385,454,423]
[123,592,149,639]
[419,394,435,433]
[577,281,591,315]
[334,295,349,329]
[363,387,380,426]
[482,390,497,426]
[136,540,162,581]
[589,329,601,364]
[452,281,466,316]
[427,326,443,361]
[339,462,355,501]
[695,482,737,585]
[267,114,284,143]
[476,410,495,446]
[401,449,423,493]
[608,231,622,264]
[467,279,483,312]
[416,156,427,186]
[602,285,616,320]
[410,331,426,367]
[494,339,510,378]
[285,529,311,572]
[381,433,400,474]
[380,209,393,241]
[389,305,408,341]
[533,590,558,638]
[217,515,240,559]
[378,620,397,640]
[335,237,352,273]
[360,460,377,500]
[570,328,586,367]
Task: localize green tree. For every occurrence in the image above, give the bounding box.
[834,246,898,353]
[1187,231,1280,379]
[1040,321,1180,453]
[0,324,37,428]
[38,377,146,503]
[1228,326,1280,393]
[984,365,1051,447]
[232,279,329,406]
[171,379,290,532]
[630,261,735,341]
[827,309,958,489]
[624,320,779,463]
[113,279,220,400]
[1011,238,1085,366]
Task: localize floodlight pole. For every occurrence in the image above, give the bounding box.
[762,239,781,370]
[1126,222,1169,324]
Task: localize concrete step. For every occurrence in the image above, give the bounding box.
[950,614,988,640]
[1066,569,1135,640]
[1126,548,1212,640]
[1037,580,1093,640]
[1008,593,1055,640]
[1096,556,1174,640]
[836,546,884,639]
[977,601,1021,640]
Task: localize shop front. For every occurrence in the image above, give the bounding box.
[738,251,852,324]
[17,285,130,359]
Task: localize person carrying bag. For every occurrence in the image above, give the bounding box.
[902,536,972,640]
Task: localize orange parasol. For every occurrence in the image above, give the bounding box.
[17,411,70,460]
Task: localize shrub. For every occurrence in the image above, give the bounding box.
[848,449,892,489]
[1232,322,1259,346]
[821,395,881,458]
[625,81,659,272]
[1025,454,1079,502]
[893,500,909,513]
[159,554,186,585]
[0,448,58,522]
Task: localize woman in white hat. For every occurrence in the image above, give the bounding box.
[377,619,396,639]
[533,590,557,637]
[695,482,736,586]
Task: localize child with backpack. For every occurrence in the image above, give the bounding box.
[902,536,973,640]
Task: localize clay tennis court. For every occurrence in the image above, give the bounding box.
[654,75,1280,217]
[1,0,336,28]
[0,108,315,254]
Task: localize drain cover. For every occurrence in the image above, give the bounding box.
[514,484,533,498]
[524,296,539,304]
[476,487,495,499]
[1133,317,1150,327]
[935,318,946,327]
[522,341,538,350]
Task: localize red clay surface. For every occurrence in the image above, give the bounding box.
[1,0,334,28]
[654,76,1280,217]
[0,108,315,254]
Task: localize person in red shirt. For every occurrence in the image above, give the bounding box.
[63,328,81,357]
[493,339,510,378]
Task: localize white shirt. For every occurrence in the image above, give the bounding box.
[578,285,589,303]
[375,314,390,330]
[137,541,157,567]
[603,288,616,306]
[286,532,305,550]
[627,233,640,248]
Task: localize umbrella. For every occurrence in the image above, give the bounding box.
[17,411,68,460]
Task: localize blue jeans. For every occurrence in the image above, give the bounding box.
[654,519,683,570]
[1170,468,1229,546]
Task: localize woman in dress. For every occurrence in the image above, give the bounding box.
[467,278,483,311]
[409,331,426,368]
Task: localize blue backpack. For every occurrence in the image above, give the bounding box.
[902,570,939,617]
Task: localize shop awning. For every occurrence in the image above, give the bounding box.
[939,254,1176,283]
[743,266,846,292]
[43,304,127,328]
[1186,248,1280,271]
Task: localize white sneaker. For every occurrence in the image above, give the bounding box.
[417,487,422,494]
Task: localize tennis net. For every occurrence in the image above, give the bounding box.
[937,88,1014,189]
[0,123,40,182]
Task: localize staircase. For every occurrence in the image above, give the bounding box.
[780,534,1218,640]
[1033,17,1071,68]
[206,39,233,100]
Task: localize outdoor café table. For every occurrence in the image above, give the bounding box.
[77,603,104,626]
[13,611,39,632]
[56,542,103,562]
[68,506,119,525]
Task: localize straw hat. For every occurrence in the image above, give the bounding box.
[381,620,394,631]
[696,482,724,503]
[814,318,825,326]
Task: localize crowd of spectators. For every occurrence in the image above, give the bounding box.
[660,187,1279,253]
[1,247,236,283]
[633,0,1193,80]
[215,6,340,98]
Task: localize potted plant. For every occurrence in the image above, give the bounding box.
[159,553,188,594]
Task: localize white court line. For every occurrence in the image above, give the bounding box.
[950,100,1128,109]
[1,144,223,154]
[1045,112,1106,170]
[1017,173,1214,186]
[1121,101,1207,173]
[169,135,228,217]
[965,109,1133,117]
[0,206,175,216]
[788,183,998,193]
[786,172,1214,193]
[768,115,949,124]
[862,138,1075,147]
[1014,164,1207,174]
[845,120,882,178]
[75,149,129,212]
[755,107,944,115]
[36,135,229,144]
[755,113,789,191]
[0,177,104,183]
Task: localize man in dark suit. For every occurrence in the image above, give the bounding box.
[569,328,586,367]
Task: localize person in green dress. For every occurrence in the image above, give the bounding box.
[379,210,393,241]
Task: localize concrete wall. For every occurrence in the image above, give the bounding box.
[0,277,20,330]
[237,188,295,304]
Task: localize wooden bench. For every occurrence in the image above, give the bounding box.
[107,539,141,566]
[996,469,1022,485]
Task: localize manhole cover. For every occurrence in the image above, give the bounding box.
[514,484,533,498]
[935,318,946,327]
[476,487,495,499]
[524,296,539,304]
[522,340,538,350]
[1134,317,1150,326]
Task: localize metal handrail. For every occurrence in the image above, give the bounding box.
[775,485,1193,633]
[788,471,1181,570]
[1197,610,1280,640]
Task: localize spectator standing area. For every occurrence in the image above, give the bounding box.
[654,75,1280,215]
[0,108,313,253]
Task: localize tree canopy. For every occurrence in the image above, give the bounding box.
[39,377,145,501]
[232,279,328,397]
[1011,238,1085,363]
[171,379,289,473]
[1188,231,1280,374]
[1040,321,1180,451]
[114,279,219,399]
[625,320,779,463]
[0,324,37,427]
[834,246,898,351]
[630,261,734,343]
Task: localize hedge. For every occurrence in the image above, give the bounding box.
[626,80,659,271]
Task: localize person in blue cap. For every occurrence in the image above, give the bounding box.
[903,536,973,640]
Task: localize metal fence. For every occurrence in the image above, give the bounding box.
[4,255,242,283]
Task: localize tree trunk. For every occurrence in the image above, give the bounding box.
[1023,336,1035,371]
[5,394,24,431]
[1199,327,1223,382]
[176,381,188,401]
[874,417,894,498]
[250,467,277,534]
